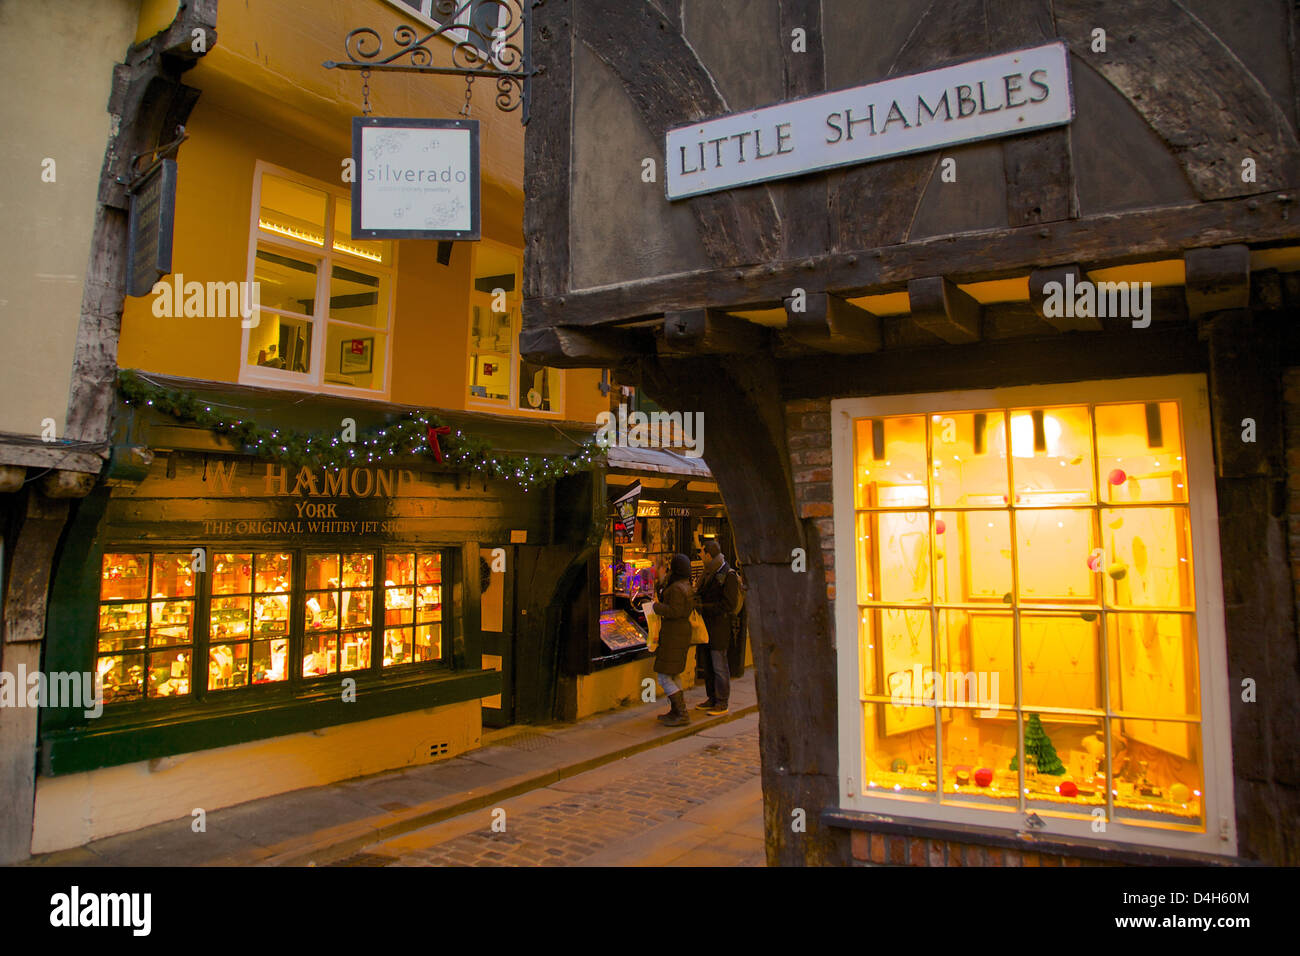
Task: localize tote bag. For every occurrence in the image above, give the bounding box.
[688,609,710,645]
[641,602,661,651]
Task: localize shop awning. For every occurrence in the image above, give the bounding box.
[604,445,713,479]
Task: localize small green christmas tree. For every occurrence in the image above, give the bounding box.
[1010,713,1068,776]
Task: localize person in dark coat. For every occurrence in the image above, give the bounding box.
[650,553,697,727]
[694,539,740,715]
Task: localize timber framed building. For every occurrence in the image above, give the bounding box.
[521,0,1300,866]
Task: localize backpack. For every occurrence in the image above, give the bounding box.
[727,567,746,616]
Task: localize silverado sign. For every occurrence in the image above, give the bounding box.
[665,42,1073,199]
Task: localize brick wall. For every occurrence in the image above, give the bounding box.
[785,398,835,604]
[848,831,1102,866]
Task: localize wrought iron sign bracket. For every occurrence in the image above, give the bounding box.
[323,0,537,123]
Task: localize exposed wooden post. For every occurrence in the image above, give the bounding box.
[639,353,848,866]
[785,292,881,352]
[907,276,981,343]
[661,309,767,354]
[1185,244,1251,319]
[63,2,218,450]
[1029,264,1102,331]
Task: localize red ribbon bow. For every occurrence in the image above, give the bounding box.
[427,425,451,462]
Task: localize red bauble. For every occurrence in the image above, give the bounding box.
[935,519,946,535]
[974,767,993,787]
[1058,781,1079,797]
[1108,468,1127,485]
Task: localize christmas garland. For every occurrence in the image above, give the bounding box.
[117,369,605,491]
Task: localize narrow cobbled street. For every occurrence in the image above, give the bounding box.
[331,714,763,867]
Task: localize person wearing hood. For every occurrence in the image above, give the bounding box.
[649,552,697,727]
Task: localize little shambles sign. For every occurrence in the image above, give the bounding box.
[352,116,480,239]
[665,42,1073,200]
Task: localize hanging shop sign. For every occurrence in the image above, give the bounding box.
[125,158,178,297]
[666,41,1072,200]
[611,481,642,539]
[352,116,480,239]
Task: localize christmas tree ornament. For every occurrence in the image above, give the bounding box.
[934,519,946,535]
[974,767,993,787]
[1058,781,1079,797]
[1108,468,1127,485]
[1011,713,1067,776]
[1107,561,1128,581]
[1169,783,1191,803]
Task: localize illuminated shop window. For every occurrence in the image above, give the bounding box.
[303,552,375,677]
[208,553,292,690]
[836,379,1231,852]
[95,546,453,707]
[381,552,444,666]
[98,552,196,702]
[244,165,394,395]
[467,241,564,414]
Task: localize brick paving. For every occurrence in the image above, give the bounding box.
[338,725,760,867]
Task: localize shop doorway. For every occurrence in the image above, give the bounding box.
[479,546,514,727]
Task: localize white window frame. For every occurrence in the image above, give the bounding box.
[381,0,508,62]
[464,238,565,418]
[831,374,1237,857]
[241,161,396,400]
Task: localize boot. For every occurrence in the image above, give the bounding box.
[695,697,717,710]
[660,691,689,726]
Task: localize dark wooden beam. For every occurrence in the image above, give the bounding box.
[992,0,1077,225]
[784,292,881,352]
[779,323,1204,401]
[1205,309,1278,477]
[907,276,981,343]
[1029,264,1102,331]
[525,192,1300,329]
[518,326,651,369]
[776,0,827,258]
[524,0,572,300]
[660,310,767,355]
[1185,244,1251,319]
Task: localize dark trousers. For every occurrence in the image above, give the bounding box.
[697,644,730,705]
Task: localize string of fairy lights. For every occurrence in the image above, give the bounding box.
[117,369,605,491]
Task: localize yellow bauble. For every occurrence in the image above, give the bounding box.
[1107,562,1128,580]
[1170,783,1191,803]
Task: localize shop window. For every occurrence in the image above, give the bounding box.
[834,378,1232,854]
[244,165,394,396]
[467,241,563,414]
[97,545,453,706]
[98,552,196,702]
[303,552,375,677]
[381,552,444,666]
[208,553,292,690]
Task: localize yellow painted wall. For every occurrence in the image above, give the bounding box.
[0,0,141,438]
[115,0,609,424]
[31,699,481,853]
[133,0,176,42]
